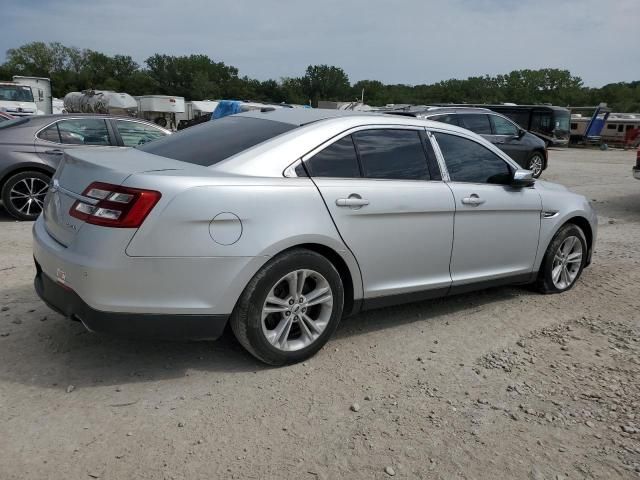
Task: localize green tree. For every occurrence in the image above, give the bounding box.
[301,65,350,107]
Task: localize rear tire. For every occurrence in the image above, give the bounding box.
[230,249,344,365]
[536,224,587,294]
[1,170,51,221]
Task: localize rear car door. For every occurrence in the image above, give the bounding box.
[432,131,541,286]
[305,127,455,301]
[488,114,529,165]
[35,117,114,164]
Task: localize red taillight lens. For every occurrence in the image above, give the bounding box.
[69,182,161,228]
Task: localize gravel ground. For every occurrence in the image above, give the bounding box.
[0,148,638,479]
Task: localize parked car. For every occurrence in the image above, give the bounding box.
[386,106,548,178]
[33,109,596,365]
[634,145,640,180]
[0,114,170,220]
[0,111,14,122]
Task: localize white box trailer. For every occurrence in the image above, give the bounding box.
[135,95,185,131]
[13,76,52,114]
[176,100,219,128]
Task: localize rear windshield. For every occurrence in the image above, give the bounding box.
[138,115,297,166]
[0,118,30,129]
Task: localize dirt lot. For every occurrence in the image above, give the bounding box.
[0,148,639,480]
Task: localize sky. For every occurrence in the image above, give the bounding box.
[1,0,638,87]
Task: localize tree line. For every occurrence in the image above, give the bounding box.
[1,42,639,112]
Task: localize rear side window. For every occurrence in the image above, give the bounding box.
[305,136,360,178]
[458,114,492,134]
[139,115,297,166]
[353,129,430,180]
[55,119,112,146]
[430,114,460,126]
[37,123,61,143]
[435,133,511,184]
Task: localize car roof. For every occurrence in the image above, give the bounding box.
[236,108,383,126]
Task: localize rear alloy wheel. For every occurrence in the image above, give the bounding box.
[527,152,545,178]
[1,171,51,221]
[536,224,587,294]
[231,249,344,365]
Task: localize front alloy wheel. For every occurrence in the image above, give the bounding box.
[536,224,587,294]
[231,249,344,365]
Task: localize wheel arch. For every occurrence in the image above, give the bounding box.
[564,215,593,257]
[0,164,55,191]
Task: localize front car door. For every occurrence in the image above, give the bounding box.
[431,130,542,287]
[303,127,455,304]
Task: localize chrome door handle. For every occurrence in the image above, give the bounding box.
[336,194,369,208]
[461,194,485,206]
[44,149,63,155]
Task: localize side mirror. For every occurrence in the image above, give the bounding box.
[516,129,526,139]
[511,169,535,187]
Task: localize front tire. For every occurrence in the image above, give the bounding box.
[230,249,344,365]
[527,152,545,178]
[1,170,51,221]
[536,224,587,294]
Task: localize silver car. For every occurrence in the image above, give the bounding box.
[33,109,597,365]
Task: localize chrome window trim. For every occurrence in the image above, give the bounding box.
[34,116,113,146]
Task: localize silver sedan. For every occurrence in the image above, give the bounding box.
[33,109,597,365]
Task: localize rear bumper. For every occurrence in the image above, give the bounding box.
[34,266,228,340]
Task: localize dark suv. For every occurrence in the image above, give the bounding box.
[0,114,170,220]
[386,107,548,178]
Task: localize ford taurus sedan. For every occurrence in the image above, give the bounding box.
[0,114,170,220]
[33,109,597,365]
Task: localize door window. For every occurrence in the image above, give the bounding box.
[115,120,168,146]
[434,133,512,184]
[458,114,492,134]
[305,135,361,178]
[490,115,519,136]
[353,129,430,180]
[37,123,61,143]
[55,119,112,145]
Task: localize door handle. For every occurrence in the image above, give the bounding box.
[461,194,485,206]
[44,149,63,155]
[336,194,369,208]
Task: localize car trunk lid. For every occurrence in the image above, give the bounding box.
[43,148,184,246]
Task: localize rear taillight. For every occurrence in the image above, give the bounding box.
[69,182,161,228]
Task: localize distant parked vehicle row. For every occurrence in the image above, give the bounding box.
[387,107,548,178]
[0,114,170,220]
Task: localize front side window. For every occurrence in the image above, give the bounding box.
[490,115,519,136]
[55,119,112,145]
[115,120,167,147]
[458,114,492,134]
[353,129,430,180]
[305,135,360,178]
[434,132,512,184]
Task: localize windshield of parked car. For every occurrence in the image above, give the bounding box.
[0,85,34,102]
[138,115,298,166]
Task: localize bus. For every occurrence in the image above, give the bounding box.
[435,104,571,147]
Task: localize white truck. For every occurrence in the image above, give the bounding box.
[0,81,39,116]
